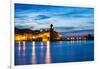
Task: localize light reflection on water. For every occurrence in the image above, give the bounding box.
[22,41,26,56]
[46,41,51,64]
[18,41,21,56]
[15,40,94,65]
[32,41,36,64]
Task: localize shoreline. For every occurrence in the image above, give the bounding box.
[15,39,94,42]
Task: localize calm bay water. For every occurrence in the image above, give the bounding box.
[15,40,94,65]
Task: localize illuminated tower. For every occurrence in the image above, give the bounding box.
[50,24,54,41]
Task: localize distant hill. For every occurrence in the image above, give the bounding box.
[15,27,40,34]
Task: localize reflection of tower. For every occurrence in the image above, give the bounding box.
[50,24,54,41]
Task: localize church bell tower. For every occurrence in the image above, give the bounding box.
[50,24,54,41]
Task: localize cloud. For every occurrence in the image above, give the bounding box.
[34,15,51,20]
[14,3,94,33]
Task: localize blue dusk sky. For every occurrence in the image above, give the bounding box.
[15,3,94,35]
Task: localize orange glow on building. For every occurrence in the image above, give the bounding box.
[15,34,22,41]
